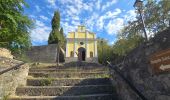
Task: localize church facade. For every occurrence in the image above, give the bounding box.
[65,25,98,62]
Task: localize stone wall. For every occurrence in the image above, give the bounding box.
[25,44,64,63]
[110,28,170,100]
[0,58,29,99]
[0,48,13,59]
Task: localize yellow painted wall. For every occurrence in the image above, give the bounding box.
[78,26,86,32]
[77,32,85,38]
[87,33,94,38]
[88,41,94,57]
[67,42,74,57]
[68,32,74,38]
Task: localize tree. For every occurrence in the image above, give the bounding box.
[59,27,66,49]
[97,38,116,65]
[111,0,169,61]
[0,0,33,52]
[48,11,65,45]
[123,0,170,39]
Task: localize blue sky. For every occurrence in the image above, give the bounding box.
[24,0,137,46]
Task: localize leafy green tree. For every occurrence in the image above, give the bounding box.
[97,38,117,65]
[123,0,170,39]
[0,0,33,52]
[112,35,143,56]
[48,11,65,46]
[111,0,169,62]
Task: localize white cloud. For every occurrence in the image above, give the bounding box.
[96,16,105,30]
[72,16,79,21]
[61,22,76,36]
[124,10,136,22]
[67,5,78,16]
[71,20,80,26]
[31,20,51,43]
[83,2,93,11]
[40,15,49,21]
[46,0,57,9]
[105,8,121,19]
[29,15,36,19]
[85,13,99,31]
[56,0,94,35]
[105,18,124,35]
[96,8,121,31]
[35,5,41,12]
[102,0,117,11]
[96,0,101,10]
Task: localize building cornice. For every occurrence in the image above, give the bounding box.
[67,38,97,41]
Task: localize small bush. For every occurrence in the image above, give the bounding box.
[40,78,53,86]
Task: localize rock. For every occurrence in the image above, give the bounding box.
[0,48,13,59]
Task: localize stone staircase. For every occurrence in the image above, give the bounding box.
[9,64,117,100]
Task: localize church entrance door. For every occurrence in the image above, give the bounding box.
[78,47,86,61]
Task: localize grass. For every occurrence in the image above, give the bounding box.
[2,93,10,100]
[94,74,110,78]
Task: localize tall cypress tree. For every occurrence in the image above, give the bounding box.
[60,27,66,48]
[48,11,61,44]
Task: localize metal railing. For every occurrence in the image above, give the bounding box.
[0,62,25,75]
[107,61,148,100]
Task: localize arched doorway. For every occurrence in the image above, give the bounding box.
[78,47,86,61]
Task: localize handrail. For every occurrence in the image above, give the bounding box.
[0,62,25,75]
[107,61,148,100]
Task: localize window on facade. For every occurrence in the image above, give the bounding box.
[70,51,74,57]
[90,52,93,57]
[80,42,84,45]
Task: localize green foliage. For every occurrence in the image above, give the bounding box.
[112,34,144,56]
[2,93,10,100]
[40,78,53,86]
[60,27,66,49]
[52,11,60,30]
[48,11,65,47]
[0,0,33,52]
[123,0,170,39]
[108,0,170,64]
[97,38,117,65]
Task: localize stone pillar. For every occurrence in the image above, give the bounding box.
[74,32,78,57]
[66,39,68,57]
[85,31,88,58]
[94,34,98,57]
[74,32,76,57]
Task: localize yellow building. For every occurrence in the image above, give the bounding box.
[65,25,98,62]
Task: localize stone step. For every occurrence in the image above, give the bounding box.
[29,68,108,73]
[27,78,112,86]
[28,72,109,78]
[16,85,115,96]
[9,94,117,100]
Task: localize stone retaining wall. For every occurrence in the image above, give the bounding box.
[25,44,64,63]
[110,28,170,100]
[0,58,29,99]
